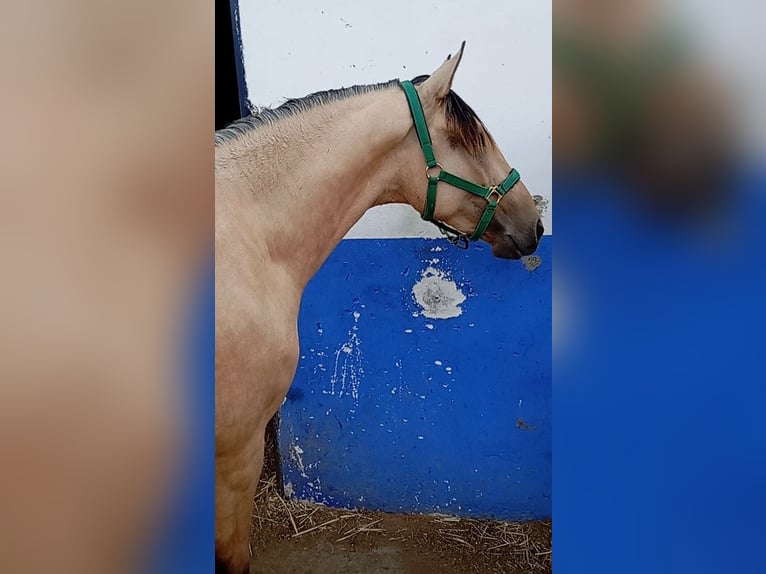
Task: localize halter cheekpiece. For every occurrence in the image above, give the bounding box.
[399,80,520,248]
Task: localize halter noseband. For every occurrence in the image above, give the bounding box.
[399,80,520,248]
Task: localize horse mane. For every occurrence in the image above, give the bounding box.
[215,75,494,158]
[215,80,399,146]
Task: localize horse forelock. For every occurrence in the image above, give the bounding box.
[411,74,495,159]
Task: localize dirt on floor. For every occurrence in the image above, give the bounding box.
[250,474,552,574]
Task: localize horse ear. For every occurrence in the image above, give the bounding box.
[420,41,466,103]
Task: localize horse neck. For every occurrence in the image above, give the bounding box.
[217,87,422,289]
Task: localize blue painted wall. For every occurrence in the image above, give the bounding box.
[279,236,551,520]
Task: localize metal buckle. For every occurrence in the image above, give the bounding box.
[450,234,470,250]
[486,186,503,204]
[437,225,470,249]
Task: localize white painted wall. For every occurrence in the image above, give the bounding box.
[238,0,552,236]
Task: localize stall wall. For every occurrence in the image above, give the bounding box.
[238,0,552,519]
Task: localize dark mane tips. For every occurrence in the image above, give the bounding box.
[215,74,494,157]
[215,79,400,146]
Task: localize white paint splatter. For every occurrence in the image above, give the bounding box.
[404,329,413,334]
[291,444,308,478]
[325,310,364,402]
[412,267,466,319]
[434,360,443,366]
[425,323,434,330]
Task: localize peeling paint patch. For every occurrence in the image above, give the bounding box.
[412,267,466,319]
[515,418,536,431]
[522,255,542,272]
[532,195,549,216]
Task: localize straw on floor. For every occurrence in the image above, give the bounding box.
[250,475,552,574]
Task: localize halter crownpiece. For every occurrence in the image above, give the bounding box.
[399,80,521,248]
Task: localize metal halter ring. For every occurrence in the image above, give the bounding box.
[425,163,443,180]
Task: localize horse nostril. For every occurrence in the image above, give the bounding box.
[536,219,544,241]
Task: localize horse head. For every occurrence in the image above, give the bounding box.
[401,43,543,259]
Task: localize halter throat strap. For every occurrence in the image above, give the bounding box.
[399,80,520,244]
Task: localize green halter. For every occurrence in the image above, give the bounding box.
[399,80,521,248]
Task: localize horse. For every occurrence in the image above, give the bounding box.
[214,43,543,573]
